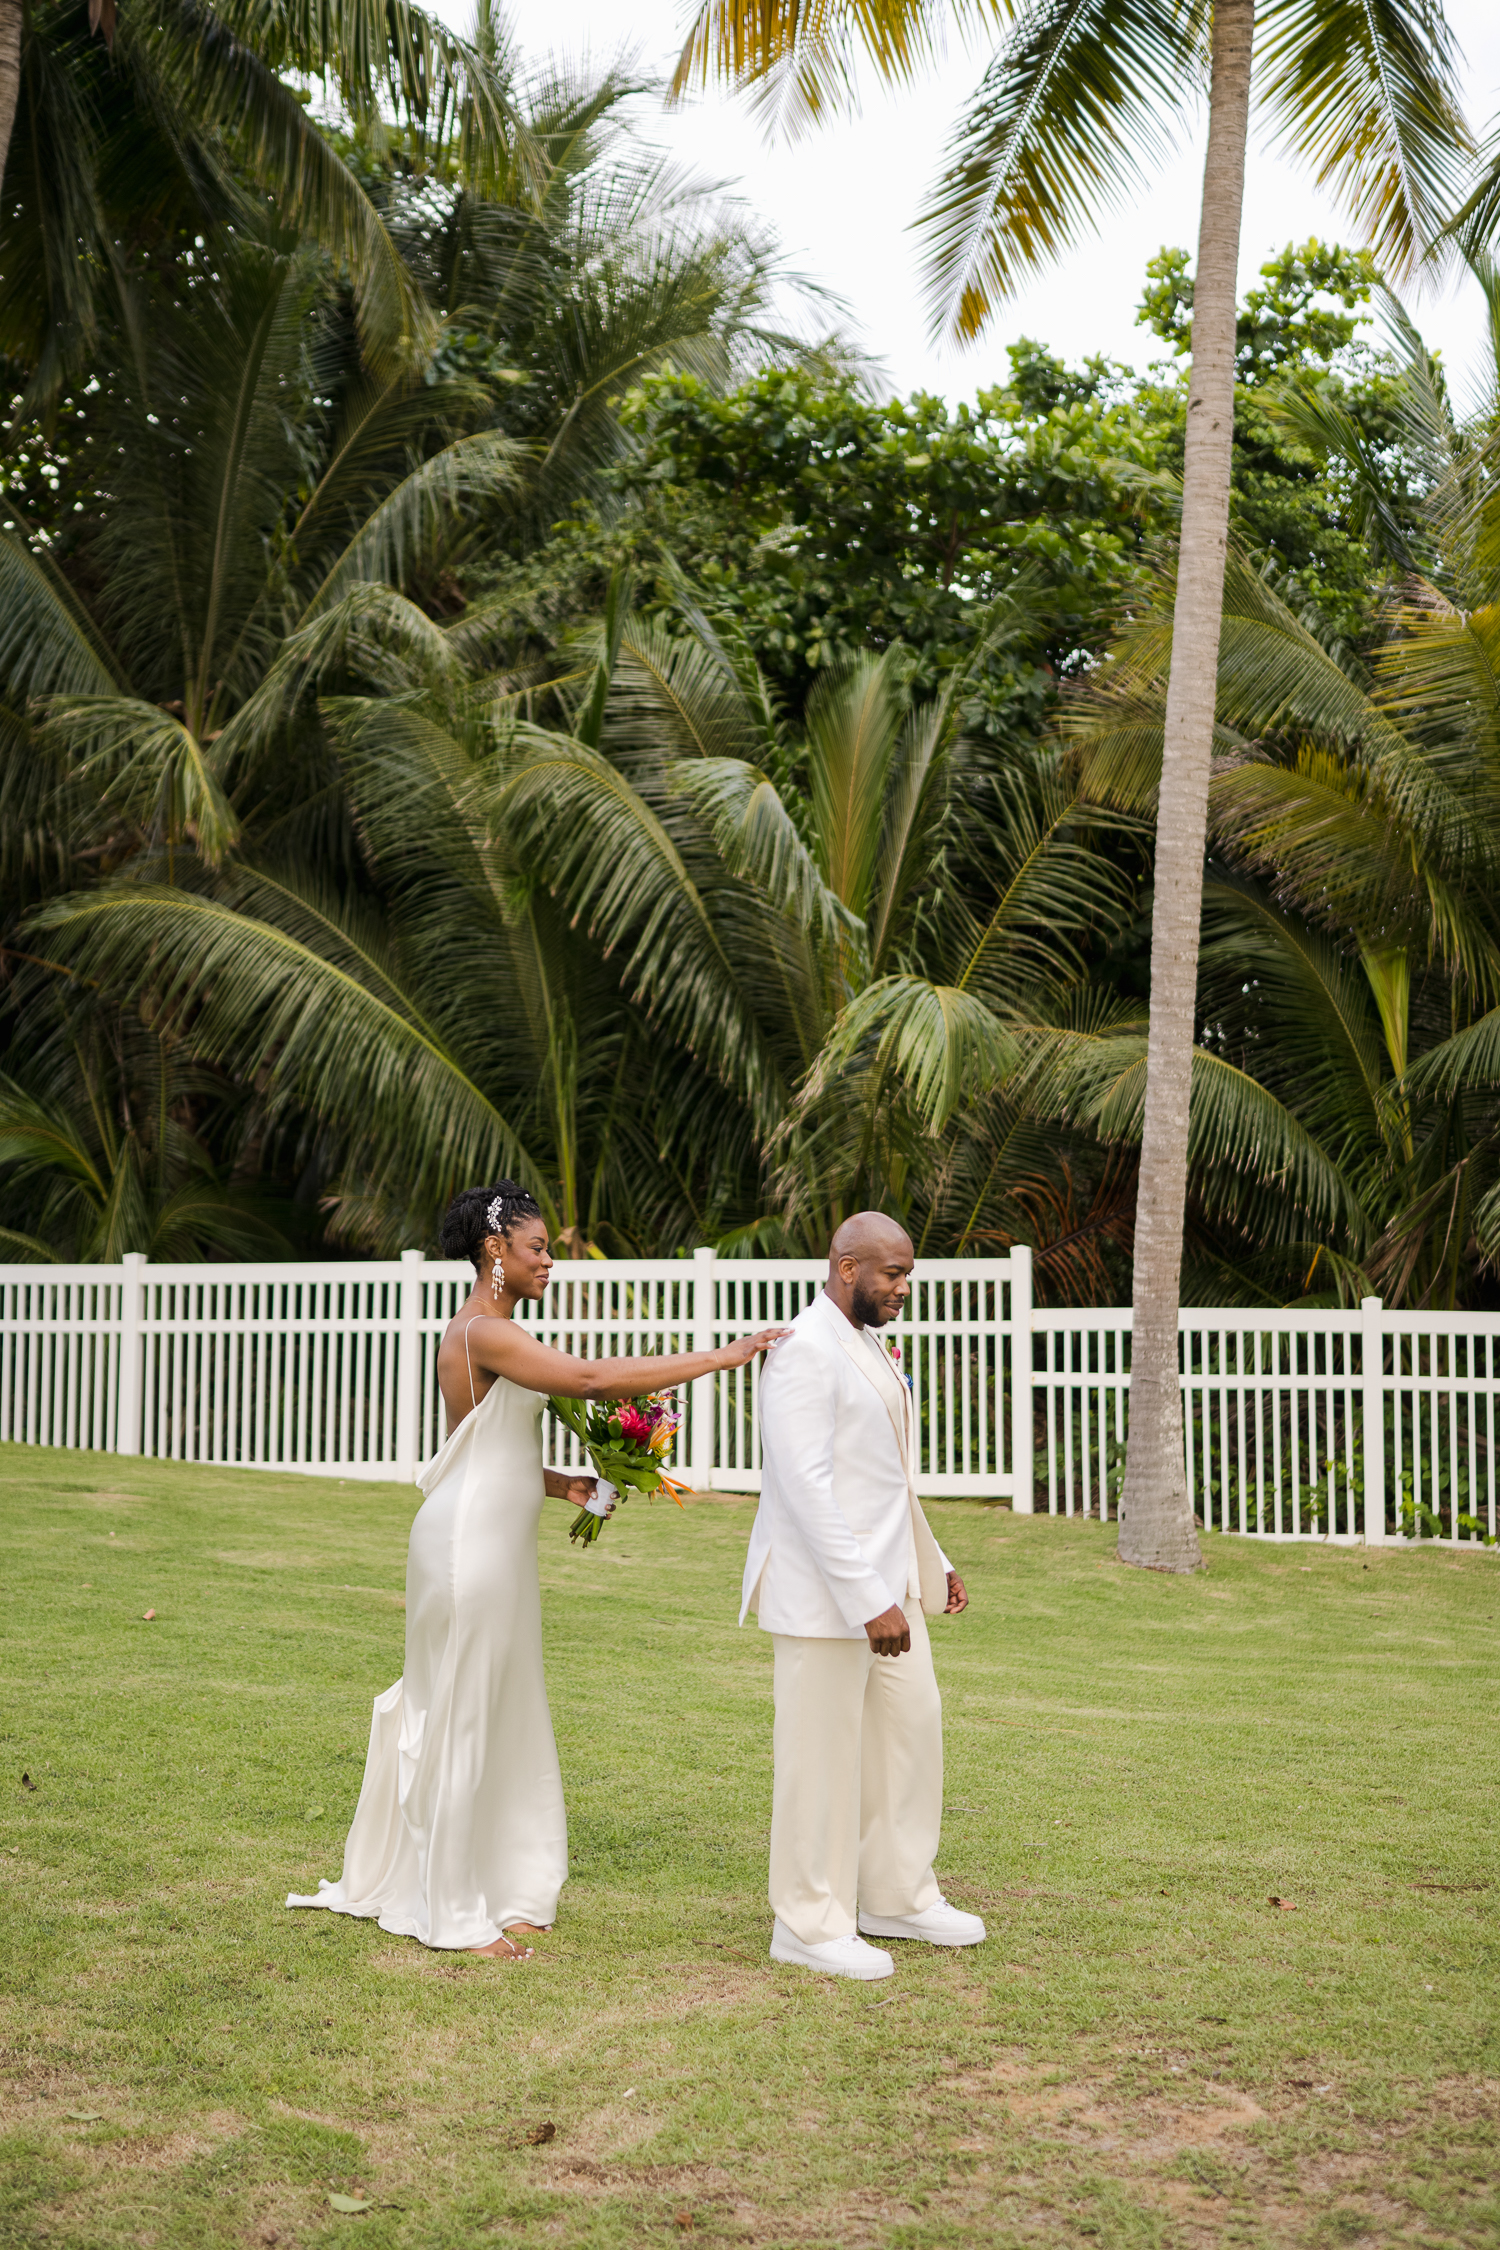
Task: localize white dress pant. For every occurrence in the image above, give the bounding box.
[769,1601,943,1945]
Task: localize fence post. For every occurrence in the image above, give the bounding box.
[396,1248,424,1483]
[690,1245,715,1492]
[115,1252,147,1456]
[1361,1294,1386,1544]
[1009,1246,1034,1513]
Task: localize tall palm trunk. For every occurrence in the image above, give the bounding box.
[1116,0,1254,1573]
[0,0,21,200]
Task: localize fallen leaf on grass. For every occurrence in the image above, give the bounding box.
[328,2193,372,2213]
[64,2111,104,2123]
[20,1773,36,1791]
[1269,1896,1297,1910]
[524,2122,555,2145]
[142,1609,156,1621]
[675,2215,694,2233]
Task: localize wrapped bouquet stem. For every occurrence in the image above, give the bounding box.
[548,1389,690,1544]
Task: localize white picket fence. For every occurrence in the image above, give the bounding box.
[0,1249,1495,1544]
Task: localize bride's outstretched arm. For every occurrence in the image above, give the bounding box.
[464,1319,788,1399]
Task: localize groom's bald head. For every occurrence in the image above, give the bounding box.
[826,1212,913,1330]
[829,1212,912,1269]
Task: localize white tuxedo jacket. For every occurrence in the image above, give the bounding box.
[740,1289,951,1638]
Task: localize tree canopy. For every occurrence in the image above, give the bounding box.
[3,10,1500,1312]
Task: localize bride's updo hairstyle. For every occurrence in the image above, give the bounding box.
[440,1181,544,1270]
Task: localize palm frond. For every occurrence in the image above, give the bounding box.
[0,534,126,700]
[1404,1005,1500,1100]
[671,0,956,140]
[301,432,528,616]
[1257,0,1471,280]
[803,972,1019,1133]
[153,1,437,373]
[805,652,907,916]
[1269,378,1419,569]
[0,1227,66,1263]
[38,698,238,863]
[0,1075,109,1198]
[212,586,466,783]
[955,754,1133,1006]
[328,700,792,1142]
[30,874,539,1198]
[1447,117,1500,269]
[208,0,535,191]
[670,758,860,952]
[916,0,1202,341]
[1373,592,1500,774]
[606,617,772,768]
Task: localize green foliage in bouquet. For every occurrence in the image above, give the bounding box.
[548,1392,686,1545]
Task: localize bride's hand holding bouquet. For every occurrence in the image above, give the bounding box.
[549,1389,683,1544]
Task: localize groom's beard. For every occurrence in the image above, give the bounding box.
[850,1283,891,1329]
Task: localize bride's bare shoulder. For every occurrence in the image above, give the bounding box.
[439,1311,543,1374]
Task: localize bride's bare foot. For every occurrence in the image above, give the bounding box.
[468,1923,549,1960]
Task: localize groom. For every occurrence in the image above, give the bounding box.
[742,1212,986,1980]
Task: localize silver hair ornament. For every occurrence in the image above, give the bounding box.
[486,1195,505,1235]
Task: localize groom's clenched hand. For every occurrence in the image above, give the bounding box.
[864,1604,911,1657]
[944,1571,968,1614]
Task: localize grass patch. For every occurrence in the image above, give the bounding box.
[1,1442,1497,2247]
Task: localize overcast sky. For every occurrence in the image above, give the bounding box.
[472,1,1500,410]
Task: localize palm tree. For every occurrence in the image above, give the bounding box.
[0,991,291,1260]
[673,0,1471,1568]
[0,229,525,882]
[1066,275,1500,1312]
[1,38,846,1257]
[21,574,1104,1252]
[381,54,827,534]
[1,0,525,405]
[30,557,1343,1305]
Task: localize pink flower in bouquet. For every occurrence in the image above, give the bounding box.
[615,1403,655,1447]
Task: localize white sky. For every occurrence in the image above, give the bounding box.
[470,1,1500,411]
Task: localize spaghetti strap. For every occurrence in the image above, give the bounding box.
[464,1318,481,1410]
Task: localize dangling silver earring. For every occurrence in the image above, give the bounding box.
[492,1258,506,1301]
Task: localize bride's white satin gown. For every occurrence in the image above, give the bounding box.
[287,1371,567,1947]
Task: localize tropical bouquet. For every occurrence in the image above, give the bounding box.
[548,1390,689,1544]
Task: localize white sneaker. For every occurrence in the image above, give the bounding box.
[858,1896,986,1947]
[769,1918,895,1980]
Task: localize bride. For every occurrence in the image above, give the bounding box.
[288,1182,784,1961]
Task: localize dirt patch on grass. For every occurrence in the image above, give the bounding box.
[921,2054,1500,2245]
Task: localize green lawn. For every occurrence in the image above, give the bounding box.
[1,1445,1496,2250]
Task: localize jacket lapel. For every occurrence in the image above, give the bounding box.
[829,1312,912,1482]
[819,1299,950,1615]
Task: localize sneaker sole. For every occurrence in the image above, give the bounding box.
[769,1941,893,1981]
[857,1920,985,1947]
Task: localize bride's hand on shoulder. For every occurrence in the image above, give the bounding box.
[719,1326,791,1369]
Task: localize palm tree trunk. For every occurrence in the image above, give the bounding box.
[1116,0,1254,1573]
[0,0,21,201]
